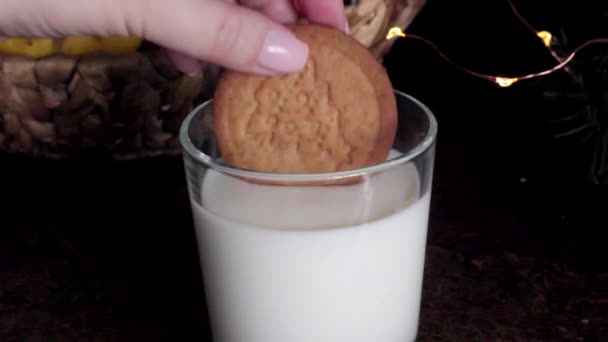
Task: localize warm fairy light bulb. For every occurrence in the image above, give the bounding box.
[537,31,553,47]
[494,77,518,87]
[386,27,406,40]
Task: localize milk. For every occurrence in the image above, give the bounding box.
[190,154,431,342]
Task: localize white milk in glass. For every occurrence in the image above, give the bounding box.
[190,151,431,342]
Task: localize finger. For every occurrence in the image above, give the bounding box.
[295,0,348,33]
[238,0,297,23]
[166,48,202,74]
[171,0,295,74]
[128,0,309,75]
[132,0,308,75]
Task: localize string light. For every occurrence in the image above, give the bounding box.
[537,31,553,47]
[386,27,406,40]
[385,1,608,87]
[495,77,519,87]
[505,0,577,79]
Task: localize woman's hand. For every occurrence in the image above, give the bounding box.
[0,0,347,74]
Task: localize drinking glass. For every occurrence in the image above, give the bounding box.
[180,90,437,342]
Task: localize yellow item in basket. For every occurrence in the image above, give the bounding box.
[0,36,142,58]
[60,37,103,56]
[61,36,143,56]
[0,38,55,58]
[98,36,142,54]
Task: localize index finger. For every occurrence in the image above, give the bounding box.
[294,0,348,32]
[239,0,298,23]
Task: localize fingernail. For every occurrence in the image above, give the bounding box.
[344,19,351,35]
[257,30,309,73]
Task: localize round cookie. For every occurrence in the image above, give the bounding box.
[213,23,397,174]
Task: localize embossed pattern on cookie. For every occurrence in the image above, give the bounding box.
[214,23,397,174]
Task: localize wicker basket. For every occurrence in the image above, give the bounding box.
[0,0,424,160]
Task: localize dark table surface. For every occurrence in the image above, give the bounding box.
[2,1,608,340]
[1,106,606,341]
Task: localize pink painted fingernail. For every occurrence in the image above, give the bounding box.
[256,30,309,74]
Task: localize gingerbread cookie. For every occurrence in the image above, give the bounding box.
[213,23,397,174]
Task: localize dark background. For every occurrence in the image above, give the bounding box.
[385,0,608,266]
[1,0,607,340]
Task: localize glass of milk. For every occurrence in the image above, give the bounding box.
[179,90,437,342]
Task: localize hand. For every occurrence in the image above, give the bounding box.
[0,0,348,75]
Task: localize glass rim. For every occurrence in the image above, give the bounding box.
[179,90,438,182]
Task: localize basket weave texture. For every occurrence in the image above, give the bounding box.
[0,0,424,159]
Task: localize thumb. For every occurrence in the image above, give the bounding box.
[128,0,309,75]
